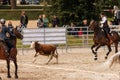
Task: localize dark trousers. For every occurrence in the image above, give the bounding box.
[5,39,15,52]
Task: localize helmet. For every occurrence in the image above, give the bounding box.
[0,18,6,24]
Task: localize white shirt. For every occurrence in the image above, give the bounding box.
[100,16,107,28]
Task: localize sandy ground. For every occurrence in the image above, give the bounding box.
[6,20,37,28]
[0,47,120,80]
[0,20,120,80]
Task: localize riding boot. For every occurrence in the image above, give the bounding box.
[107,33,113,44]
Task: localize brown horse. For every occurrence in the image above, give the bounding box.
[89,20,120,60]
[0,27,23,78]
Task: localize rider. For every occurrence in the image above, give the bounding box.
[100,13,112,44]
[0,19,16,55]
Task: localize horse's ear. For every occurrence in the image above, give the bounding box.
[15,26,18,29]
[91,19,95,22]
[13,26,17,30]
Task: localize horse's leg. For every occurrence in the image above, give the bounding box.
[13,58,18,78]
[105,45,112,59]
[94,44,102,60]
[91,44,97,53]
[10,48,18,78]
[91,44,97,60]
[114,42,118,53]
[6,59,11,78]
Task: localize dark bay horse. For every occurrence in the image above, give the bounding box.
[0,27,23,78]
[89,20,120,60]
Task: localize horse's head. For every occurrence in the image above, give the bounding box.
[89,20,99,31]
[12,27,23,40]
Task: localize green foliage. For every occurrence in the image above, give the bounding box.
[100,0,120,7]
[46,0,120,26]
[0,0,120,24]
[46,0,101,25]
[0,5,43,9]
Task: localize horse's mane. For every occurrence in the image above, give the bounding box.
[92,21,102,32]
[12,27,23,40]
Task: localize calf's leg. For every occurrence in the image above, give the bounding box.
[34,52,38,57]
[53,50,58,64]
[33,52,38,63]
[46,52,53,64]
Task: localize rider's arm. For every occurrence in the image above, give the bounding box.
[100,17,107,24]
[7,28,16,37]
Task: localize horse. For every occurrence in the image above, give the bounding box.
[0,27,23,78]
[102,51,120,68]
[89,20,120,60]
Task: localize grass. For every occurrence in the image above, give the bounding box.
[66,35,94,46]
[16,39,30,48]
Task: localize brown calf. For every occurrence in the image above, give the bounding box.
[30,41,58,64]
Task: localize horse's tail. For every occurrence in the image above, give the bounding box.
[103,51,120,68]
[111,31,120,41]
[115,31,120,41]
[117,33,120,41]
[116,32,120,41]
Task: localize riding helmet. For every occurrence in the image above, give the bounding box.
[0,18,6,24]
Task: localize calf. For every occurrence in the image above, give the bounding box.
[30,41,58,64]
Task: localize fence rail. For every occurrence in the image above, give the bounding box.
[22,27,67,45]
[18,25,120,49]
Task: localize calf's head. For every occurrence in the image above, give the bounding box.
[30,41,36,48]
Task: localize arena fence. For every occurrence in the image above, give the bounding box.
[21,27,67,53]
[19,25,120,50]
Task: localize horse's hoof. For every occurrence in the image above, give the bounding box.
[94,57,97,60]
[105,56,108,59]
[7,75,11,78]
[32,58,36,63]
[0,77,2,80]
[15,76,18,79]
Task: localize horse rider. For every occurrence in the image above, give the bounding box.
[100,13,113,44]
[0,19,16,56]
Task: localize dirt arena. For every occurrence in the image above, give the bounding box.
[0,47,120,80]
[0,20,120,80]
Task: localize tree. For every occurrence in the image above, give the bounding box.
[10,0,16,9]
[46,0,101,25]
[46,0,120,25]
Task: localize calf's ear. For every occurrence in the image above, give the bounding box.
[36,41,39,43]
